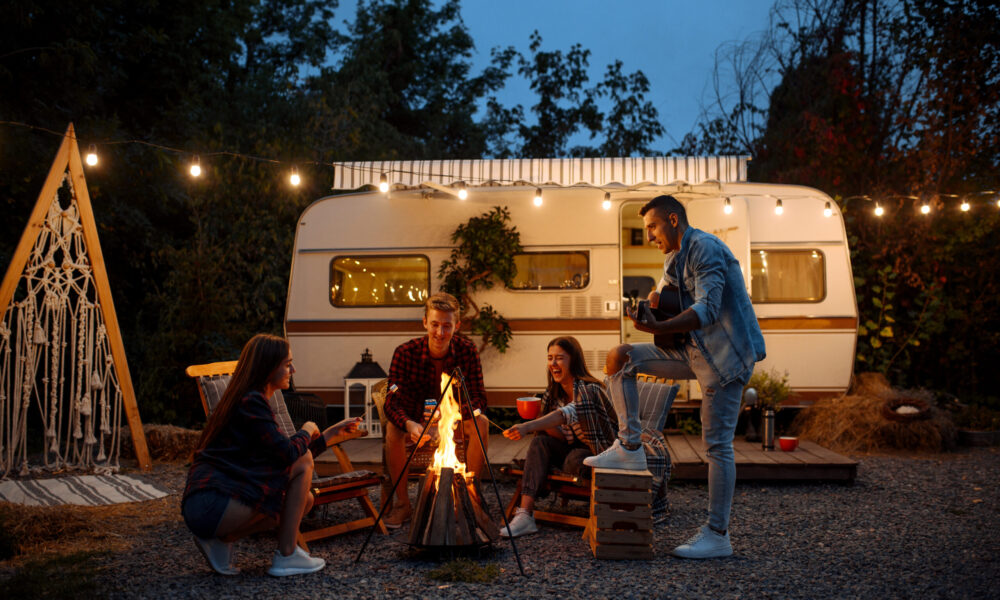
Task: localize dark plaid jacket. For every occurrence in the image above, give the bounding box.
[385,334,487,431]
[183,391,312,519]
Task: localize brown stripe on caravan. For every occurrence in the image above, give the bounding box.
[757,317,857,330]
[285,318,621,334]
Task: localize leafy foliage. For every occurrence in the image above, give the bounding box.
[438,206,522,353]
[745,368,791,411]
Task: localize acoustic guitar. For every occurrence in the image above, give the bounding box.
[632,285,688,350]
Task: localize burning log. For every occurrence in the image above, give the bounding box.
[408,467,499,547]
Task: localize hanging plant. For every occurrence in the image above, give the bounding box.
[438,206,522,353]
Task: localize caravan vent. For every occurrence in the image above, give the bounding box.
[584,350,608,374]
[558,295,606,318]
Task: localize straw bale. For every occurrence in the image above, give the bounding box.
[117,424,201,461]
[791,374,957,453]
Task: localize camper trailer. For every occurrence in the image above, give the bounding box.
[284,157,857,435]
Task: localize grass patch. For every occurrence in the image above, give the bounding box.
[426,558,500,583]
[2,550,108,599]
[0,503,98,559]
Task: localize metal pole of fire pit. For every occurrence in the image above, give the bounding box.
[453,366,527,577]
[354,374,454,564]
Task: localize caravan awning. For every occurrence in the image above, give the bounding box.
[331,156,750,190]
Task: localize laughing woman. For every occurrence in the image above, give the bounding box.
[181,333,360,576]
[500,336,619,538]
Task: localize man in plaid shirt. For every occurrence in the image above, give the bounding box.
[383,292,488,528]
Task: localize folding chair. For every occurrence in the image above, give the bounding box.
[186,361,388,549]
[503,380,678,529]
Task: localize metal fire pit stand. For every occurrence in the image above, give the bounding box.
[354,368,526,576]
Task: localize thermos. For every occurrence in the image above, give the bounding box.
[762,408,776,450]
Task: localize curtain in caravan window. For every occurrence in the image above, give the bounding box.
[509,251,590,290]
[750,249,825,303]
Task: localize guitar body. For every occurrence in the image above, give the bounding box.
[648,286,687,350]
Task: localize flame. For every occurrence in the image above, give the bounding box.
[430,373,468,477]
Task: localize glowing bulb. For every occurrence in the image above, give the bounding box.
[996,197,1000,208]
[533,188,543,207]
[874,204,884,217]
[723,197,733,214]
[189,155,202,178]
[289,167,301,187]
[960,200,970,212]
[378,173,389,193]
[602,192,611,211]
[457,182,468,200]
[920,202,930,215]
[824,201,832,218]
[774,199,783,215]
[85,144,98,166]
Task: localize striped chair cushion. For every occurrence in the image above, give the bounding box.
[636,380,679,433]
[198,374,295,437]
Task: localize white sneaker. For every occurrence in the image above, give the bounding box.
[193,536,238,575]
[671,525,733,559]
[499,508,538,538]
[582,440,647,470]
[267,546,326,576]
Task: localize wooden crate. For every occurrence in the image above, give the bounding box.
[584,468,654,560]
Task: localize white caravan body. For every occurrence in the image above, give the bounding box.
[284,157,857,434]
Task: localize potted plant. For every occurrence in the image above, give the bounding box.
[742,369,790,443]
[953,405,1000,447]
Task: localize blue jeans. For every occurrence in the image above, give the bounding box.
[607,341,746,532]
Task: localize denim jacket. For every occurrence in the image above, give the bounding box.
[662,227,766,386]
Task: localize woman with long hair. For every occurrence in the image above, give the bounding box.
[182,333,360,576]
[500,336,618,538]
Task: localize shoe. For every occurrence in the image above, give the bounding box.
[582,440,647,471]
[671,525,733,559]
[383,503,412,529]
[267,546,326,576]
[499,508,538,538]
[193,535,238,575]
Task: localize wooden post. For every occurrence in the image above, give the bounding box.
[0,123,152,471]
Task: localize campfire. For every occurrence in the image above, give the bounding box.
[407,374,499,547]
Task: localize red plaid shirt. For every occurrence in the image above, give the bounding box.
[385,334,487,430]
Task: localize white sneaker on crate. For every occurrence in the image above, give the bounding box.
[671,525,733,559]
[499,508,538,538]
[582,440,647,471]
[193,536,238,575]
[267,547,326,576]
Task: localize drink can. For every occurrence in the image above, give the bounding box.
[423,398,436,424]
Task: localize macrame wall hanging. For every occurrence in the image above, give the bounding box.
[0,124,151,477]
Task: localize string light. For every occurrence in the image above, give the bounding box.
[723,197,733,214]
[920,200,930,214]
[774,198,783,215]
[457,182,468,200]
[378,173,389,193]
[189,155,202,178]
[874,202,884,217]
[289,167,301,187]
[960,198,970,212]
[85,144,98,166]
[823,201,832,218]
[602,192,611,211]
[533,188,543,207]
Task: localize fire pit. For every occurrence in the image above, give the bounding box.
[407,374,499,548]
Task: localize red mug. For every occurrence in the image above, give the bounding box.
[516,397,541,420]
[778,436,799,452]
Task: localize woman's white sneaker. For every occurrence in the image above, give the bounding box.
[671,525,733,559]
[267,546,326,576]
[499,508,538,538]
[582,440,647,471]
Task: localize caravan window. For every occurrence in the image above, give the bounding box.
[750,249,826,303]
[508,251,590,291]
[330,255,430,307]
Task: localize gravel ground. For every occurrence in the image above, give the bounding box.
[92,447,999,599]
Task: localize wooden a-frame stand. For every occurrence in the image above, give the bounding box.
[0,123,152,470]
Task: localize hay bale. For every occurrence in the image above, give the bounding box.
[792,374,956,453]
[117,424,201,461]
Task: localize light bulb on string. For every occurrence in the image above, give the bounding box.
[920,201,930,215]
[378,173,389,193]
[85,144,98,166]
[457,182,468,200]
[960,199,970,212]
[189,155,202,178]
[289,167,301,187]
[723,197,733,214]
[874,202,884,217]
[823,201,832,218]
[602,192,611,211]
[774,198,783,215]
[533,188,543,207]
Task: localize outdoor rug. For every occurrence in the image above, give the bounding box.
[0,474,172,506]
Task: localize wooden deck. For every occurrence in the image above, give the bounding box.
[318,433,857,483]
